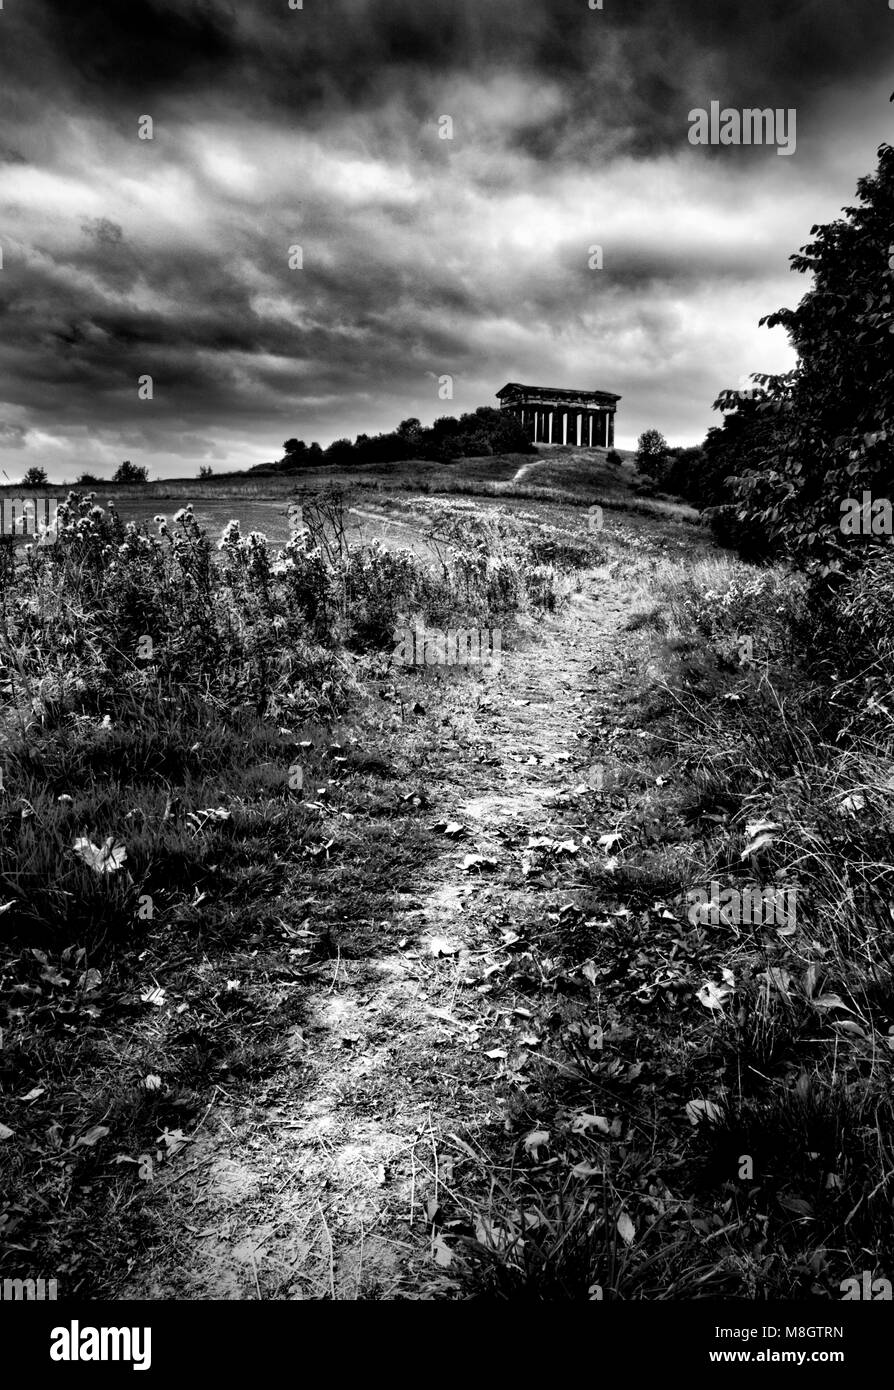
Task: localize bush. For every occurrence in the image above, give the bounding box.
[701,143,894,570]
[112,460,148,484]
[266,408,536,474]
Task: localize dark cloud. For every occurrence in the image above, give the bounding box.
[35,0,240,94]
[0,0,889,476]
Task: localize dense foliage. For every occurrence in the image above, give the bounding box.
[257,406,535,474]
[682,143,894,572]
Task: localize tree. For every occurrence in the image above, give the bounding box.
[198,465,214,479]
[112,460,148,484]
[324,438,356,465]
[76,472,101,486]
[714,142,894,570]
[636,429,670,481]
[21,466,48,488]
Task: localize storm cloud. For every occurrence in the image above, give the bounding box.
[0,0,891,478]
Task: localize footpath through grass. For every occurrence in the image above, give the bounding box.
[3,471,891,1301]
[0,485,599,1294]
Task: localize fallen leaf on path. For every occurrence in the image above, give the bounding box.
[432,1234,453,1267]
[73,836,127,875]
[524,1129,550,1158]
[813,993,848,1011]
[617,1211,636,1246]
[158,1128,190,1158]
[433,820,467,839]
[834,1019,868,1038]
[462,854,498,872]
[76,1124,110,1147]
[572,1113,610,1134]
[697,980,732,1011]
[428,936,460,958]
[685,1098,724,1126]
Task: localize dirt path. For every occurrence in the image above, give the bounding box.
[128,566,641,1300]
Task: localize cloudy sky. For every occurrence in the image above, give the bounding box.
[0,0,891,480]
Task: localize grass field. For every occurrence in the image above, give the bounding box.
[5,444,888,1303]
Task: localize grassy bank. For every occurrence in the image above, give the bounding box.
[448,546,894,1300]
[0,488,600,1292]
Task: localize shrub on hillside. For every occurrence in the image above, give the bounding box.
[112,460,148,484]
